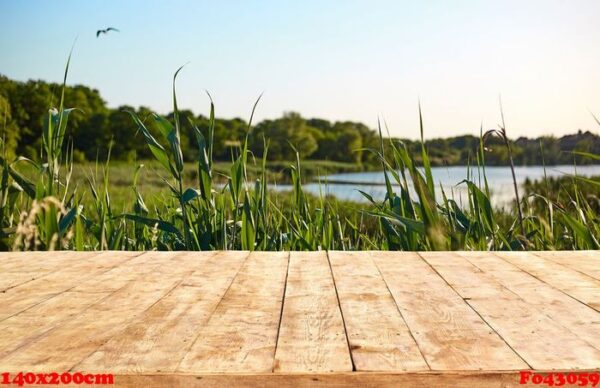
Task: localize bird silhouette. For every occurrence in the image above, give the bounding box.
[96,27,120,37]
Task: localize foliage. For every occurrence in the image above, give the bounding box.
[2,74,600,168]
[0,62,599,251]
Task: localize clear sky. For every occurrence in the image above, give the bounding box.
[1,0,599,139]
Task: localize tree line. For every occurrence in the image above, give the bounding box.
[1,74,599,167]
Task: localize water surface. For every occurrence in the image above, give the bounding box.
[274,165,600,207]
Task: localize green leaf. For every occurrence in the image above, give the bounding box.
[120,214,183,239]
[241,193,256,251]
[358,190,376,204]
[133,189,149,215]
[153,114,184,174]
[182,188,201,203]
[561,212,599,249]
[74,209,84,251]
[126,110,173,174]
[189,117,212,202]
[567,175,600,188]
[152,113,174,139]
[571,151,600,161]
[418,102,435,200]
[8,168,35,199]
[171,65,186,174]
[366,210,426,235]
[59,205,82,236]
[230,158,243,202]
[459,179,495,231]
[132,164,144,187]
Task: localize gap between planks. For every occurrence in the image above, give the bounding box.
[420,251,600,370]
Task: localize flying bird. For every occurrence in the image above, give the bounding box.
[96,27,120,38]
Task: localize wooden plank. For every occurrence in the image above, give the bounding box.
[534,251,600,281]
[456,252,600,350]
[496,251,600,312]
[328,251,429,371]
[0,251,223,361]
[273,251,352,373]
[422,252,600,370]
[0,251,102,291]
[0,251,109,278]
[177,252,289,373]
[0,252,197,372]
[373,251,526,371]
[0,251,91,272]
[112,370,586,388]
[0,251,141,321]
[0,290,111,360]
[66,251,198,292]
[68,251,187,293]
[0,251,93,268]
[74,251,249,373]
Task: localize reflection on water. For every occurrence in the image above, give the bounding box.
[272,165,600,207]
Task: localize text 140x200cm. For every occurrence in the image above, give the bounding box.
[1,372,114,386]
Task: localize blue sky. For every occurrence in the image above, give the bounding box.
[1,0,599,138]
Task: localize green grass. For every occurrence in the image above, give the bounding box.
[1,62,599,251]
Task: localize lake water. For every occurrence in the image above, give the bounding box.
[273,165,600,207]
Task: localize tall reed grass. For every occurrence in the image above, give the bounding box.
[1,60,598,251]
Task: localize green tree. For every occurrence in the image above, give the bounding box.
[0,94,19,160]
[331,122,363,164]
[252,112,319,160]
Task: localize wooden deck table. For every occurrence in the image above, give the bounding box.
[0,251,598,387]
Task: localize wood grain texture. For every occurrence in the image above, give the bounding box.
[0,250,598,382]
[111,371,587,388]
[496,251,600,312]
[373,251,527,371]
[533,251,600,281]
[177,251,289,373]
[0,251,95,269]
[75,251,249,373]
[0,251,140,321]
[0,252,194,371]
[274,251,352,373]
[457,252,600,350]
[328,251,428,371]
[422,252,600,369]
[0,251,102,291]
[0,290,111,359]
